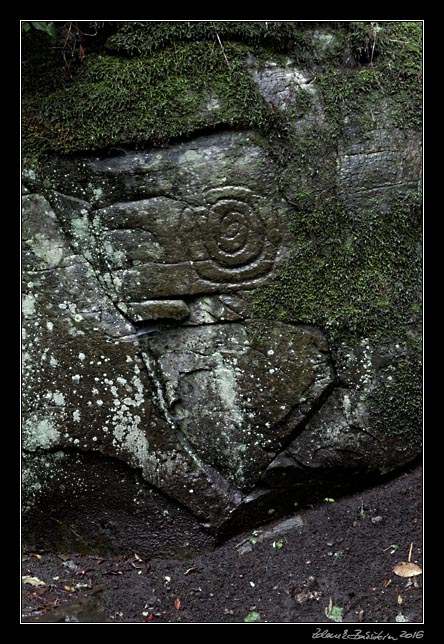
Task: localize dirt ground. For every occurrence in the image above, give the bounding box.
[21,463,423,625]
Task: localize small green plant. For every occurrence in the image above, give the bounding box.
[325,604,343,623]
[249,537,258,545]
[22,21,57,38]
[273,539,284,549]
[384,544,399,555]
[244,611,261,623]
[324,497,335,503]
[334,551,344,558]
[395,613,408,623]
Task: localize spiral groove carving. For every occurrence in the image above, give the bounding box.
[184,186,279,285]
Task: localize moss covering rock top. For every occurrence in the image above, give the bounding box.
[22,21,422,158]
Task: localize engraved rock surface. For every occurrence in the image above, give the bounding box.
[22,23,422,557]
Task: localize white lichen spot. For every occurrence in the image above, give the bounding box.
[29,233,64,268]
[49,356,58,367]
[53,392,65,406]
[73,410,81,422]
[96,399,104,406]
[72,374,81,383]
[267,349,275,356]
[78,353,86,361]
[92,187,103,201]
[23,416,60,451]
[343,394,352,419]
[22,294,36,319]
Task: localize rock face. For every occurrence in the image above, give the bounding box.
[22,22,422,557]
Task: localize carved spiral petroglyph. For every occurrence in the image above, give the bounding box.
[184,186,280,285]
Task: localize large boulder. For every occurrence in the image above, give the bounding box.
[22,21,422,556]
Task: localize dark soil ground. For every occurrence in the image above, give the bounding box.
[21,464,423,625]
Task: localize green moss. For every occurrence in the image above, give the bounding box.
[22,41,273,157]
[105,21,316,58]
[22,21,422,349]
[253,190,422,344]
[367,354,422,461]
[318,21,422,131]
[22,21,421,160]
[249,22,422,345]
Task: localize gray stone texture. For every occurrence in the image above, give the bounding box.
[22,41,422,557]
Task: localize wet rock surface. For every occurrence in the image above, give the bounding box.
[22,23,422,557]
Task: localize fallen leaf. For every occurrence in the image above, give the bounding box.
[398,594,403,605]
[31,553,42,560]
[75,568,92,576]
[64,585,76,592]
[175,597,181,611]
[22,576,46,587]
[244,611,261,623]
[393,562,422,578]
[327,596,333,616]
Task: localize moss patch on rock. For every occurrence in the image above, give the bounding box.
[22,20,422,349]
[22,21,421,158]
[22,41,270,157]
[319,21,422,131]
[252,190,422,344]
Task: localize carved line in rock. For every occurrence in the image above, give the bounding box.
[183,186,280,285]
[138,346,243,515]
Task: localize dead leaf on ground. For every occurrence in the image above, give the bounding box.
[175,597,181,611]
[392,562,422,578]
[88,556,105,564]
[22,576,46,587]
